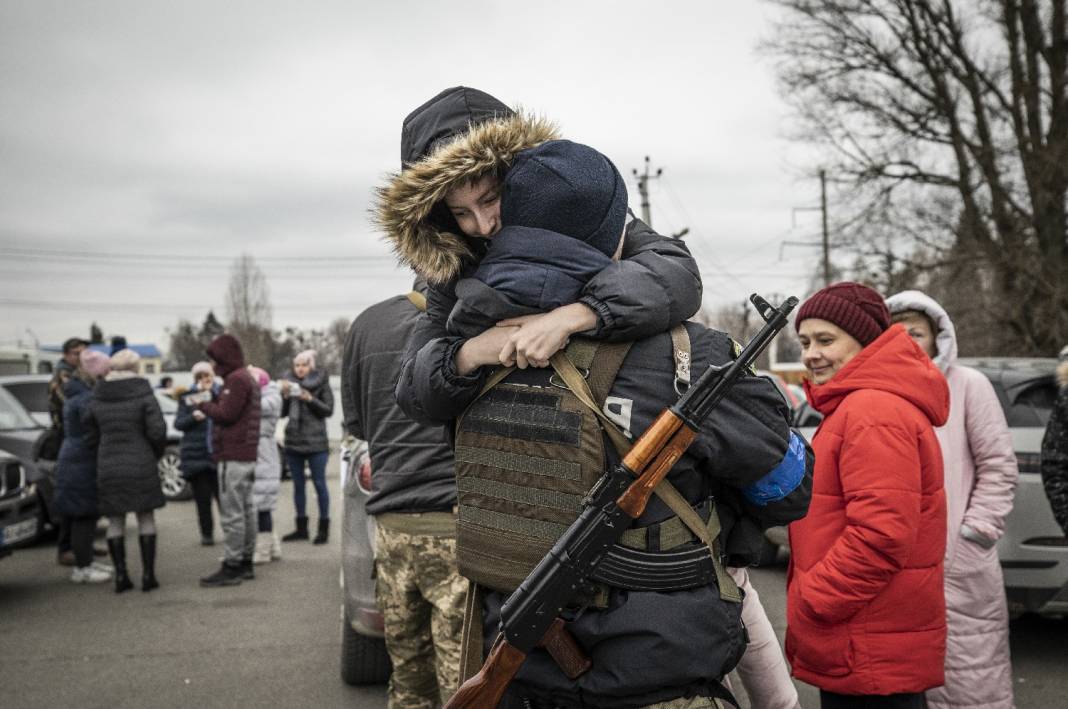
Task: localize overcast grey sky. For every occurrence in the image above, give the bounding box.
[0,0,822,353]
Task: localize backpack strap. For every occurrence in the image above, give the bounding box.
[549,324,741,603]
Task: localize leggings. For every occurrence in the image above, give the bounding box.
[107,511,156,539]
[70,516,98,568]
[285,450,330,519]
[258,509,273,533]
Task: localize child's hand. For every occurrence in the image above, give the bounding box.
[455,326,520,375]
[497,303,598,369]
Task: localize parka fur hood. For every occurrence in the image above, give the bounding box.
[373,112,559,284]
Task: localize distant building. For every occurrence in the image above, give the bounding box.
[39,342,164,377]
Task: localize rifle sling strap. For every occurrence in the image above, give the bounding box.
[459,579,484,683]
[549,325,741,604]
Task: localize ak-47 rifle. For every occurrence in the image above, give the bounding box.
[445,293,799,709]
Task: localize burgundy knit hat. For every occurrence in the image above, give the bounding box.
[795,282,891,346]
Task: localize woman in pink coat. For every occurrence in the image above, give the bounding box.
[886,290,1018,709]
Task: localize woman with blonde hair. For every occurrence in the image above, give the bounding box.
[280,349,334,544]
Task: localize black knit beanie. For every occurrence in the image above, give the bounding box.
[500,139,628,257]
[795,282,891,346]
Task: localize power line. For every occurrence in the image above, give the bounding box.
[0,246,397,264]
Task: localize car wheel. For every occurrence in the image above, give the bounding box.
[158,445,192,501]
[341,614,391,685]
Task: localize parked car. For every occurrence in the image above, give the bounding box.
[958,357,1067,616]
[338,436,392,685]
[0,382,50,537]
[0,447,39,558]
[0,374,191,506]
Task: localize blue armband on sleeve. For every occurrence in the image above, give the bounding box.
[742,431,806,506]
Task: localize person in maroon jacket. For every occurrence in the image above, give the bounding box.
[196,334,261,587]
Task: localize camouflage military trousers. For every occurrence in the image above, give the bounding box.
[375,522,467,709]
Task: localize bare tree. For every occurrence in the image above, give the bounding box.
[225,254,273,367]
[764,0,1068,355]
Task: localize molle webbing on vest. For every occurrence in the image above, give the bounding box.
[454,338,630,594]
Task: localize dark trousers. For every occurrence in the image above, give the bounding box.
[257,509,272,532]
[57,515,72,553]
[69,516,97,568]
[285,450,330,519]
[821,690,927,708]
[189,470,219,538]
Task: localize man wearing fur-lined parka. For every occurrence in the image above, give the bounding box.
[375,86,704,426]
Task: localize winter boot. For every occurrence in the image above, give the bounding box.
[281,516,309,542]
[253,532,273,564]
[312,518,330,545]
[107,537,134,594]
[240,556,255,580]
[199,562,243,587]
[139,534,159,592]
[270,530,282,560]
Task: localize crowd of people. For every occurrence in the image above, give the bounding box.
[34,84,1068,709]
[43,334,335,591]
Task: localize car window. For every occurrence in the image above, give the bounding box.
[3,381,49,414]
[0,386,41,430]
[1006,381,1058,428]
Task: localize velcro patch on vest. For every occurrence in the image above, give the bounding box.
[462,387,582,446]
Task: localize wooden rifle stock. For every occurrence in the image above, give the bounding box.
[445,634,527,709]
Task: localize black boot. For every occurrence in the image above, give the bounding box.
[240,556,255,580]
[312,519,329,545]
[282,516,309,542]
[200,562,243,587]
[107,537,134,594]
[139,534,159,592]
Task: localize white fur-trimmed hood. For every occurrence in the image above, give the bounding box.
[373,112,559,284]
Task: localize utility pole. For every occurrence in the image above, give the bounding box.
[632,156,662,227]
[784,170,833,287]
[819,169,830,287]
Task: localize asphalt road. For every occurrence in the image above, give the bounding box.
[2,462,1065,708]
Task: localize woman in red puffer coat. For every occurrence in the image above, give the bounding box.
[786,282,950,709]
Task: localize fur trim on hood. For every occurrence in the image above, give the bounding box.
[885,290,958,373]
[373,112,559,284]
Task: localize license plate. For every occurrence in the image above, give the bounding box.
[0,518,39,547]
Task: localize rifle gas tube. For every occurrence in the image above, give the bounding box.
[445,294,798,709]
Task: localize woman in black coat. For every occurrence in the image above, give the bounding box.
[53,349,114,584]
[280,349,334,544]
[85,349,167,593]
[175,361,219,546]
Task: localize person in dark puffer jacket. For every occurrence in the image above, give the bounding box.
[375,86,704,427]
[174,360,220,546]
[197,334,261,587]
[280,349,334,545]
[54,349,114,585]
[1042,346,1068,536]
[84,349,167,594]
